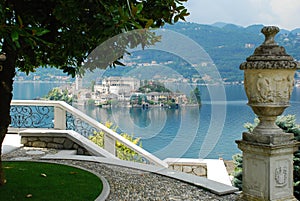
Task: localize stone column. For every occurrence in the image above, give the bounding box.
[236,26,299,201]
[54,106,66,129]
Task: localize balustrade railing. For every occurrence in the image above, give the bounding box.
[10,100,168,167]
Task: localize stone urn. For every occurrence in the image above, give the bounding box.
[240,26,299,144]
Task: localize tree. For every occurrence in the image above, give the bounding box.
[190,87,201,105]
[91,80,96,92]
[0,0,189,186]
[138,81,171,93]
[43,88,73,104]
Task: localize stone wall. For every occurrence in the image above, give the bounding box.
[168,163,207,177]
[21,136,91,155]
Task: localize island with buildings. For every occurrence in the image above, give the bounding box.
[56,76,201,109]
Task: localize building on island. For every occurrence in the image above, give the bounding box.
[94,77,140,100]
[72,76,194,107]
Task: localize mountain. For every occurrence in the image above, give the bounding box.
[141,22,300,82]
[244,24,264,34]
[291,28,300,34]
[279,29,290,35]
[17,22,300,83]
[211,22,229,28]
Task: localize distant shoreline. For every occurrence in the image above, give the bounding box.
[13,81,300,89]
[14,80,72,84]
[14,80,243,85]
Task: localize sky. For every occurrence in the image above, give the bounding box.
[184,0,300,30]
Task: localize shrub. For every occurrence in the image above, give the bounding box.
[232,153,243,190]
[233,115,300,199]
[44,87,73,104]
[90,122,144,163]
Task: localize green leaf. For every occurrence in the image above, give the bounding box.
[176,6,185,11]
[11,30,19,42]
[145,19,153,28]
[17,15,23,27]
[295,181,300,186]
[136,4,143,14]
[174,15,179,23]
[15,40,21,48]
[131,4,138,16]
[131,21,143,29]
[31,28,50,36]
[35,29,50,36]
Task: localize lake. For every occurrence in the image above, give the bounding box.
[13,82,300,160]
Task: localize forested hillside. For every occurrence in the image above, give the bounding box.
[17,22,300,83]
[164,22,300,82]
[102,22,300,82]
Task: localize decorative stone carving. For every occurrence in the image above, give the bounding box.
[237,141,297,200]
[262,26,279,45]
[240,26,299,136]
[237,26,299,201]
[240,60,298,69]
[244,69,294,105]
[275,166,287,187]
[240,27,298,70]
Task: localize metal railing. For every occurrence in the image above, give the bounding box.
[10,100,168,167]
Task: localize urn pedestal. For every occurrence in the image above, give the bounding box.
[237,141,297,201]
[236,26,299,201]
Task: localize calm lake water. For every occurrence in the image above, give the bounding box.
[13,82,300,160]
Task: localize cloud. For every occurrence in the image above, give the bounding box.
[270,0,300,30]
[184,0,300,30]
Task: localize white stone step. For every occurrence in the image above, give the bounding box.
[2,134,22,155]
[206,159,232,186]
[51,150,77,157]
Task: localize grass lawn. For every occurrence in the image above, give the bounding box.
[0,161,103,201]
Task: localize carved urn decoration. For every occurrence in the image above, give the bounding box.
[240,26,298,143]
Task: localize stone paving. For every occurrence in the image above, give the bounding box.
[2,147,240,201]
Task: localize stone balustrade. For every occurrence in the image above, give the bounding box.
[10,100,232,185]
[10,100,168,167]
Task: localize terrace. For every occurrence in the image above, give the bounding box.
[2,100,239,200]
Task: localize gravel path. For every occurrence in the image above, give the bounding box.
[2,147,240,201]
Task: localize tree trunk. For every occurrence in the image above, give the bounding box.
[0,127,7,185]
[0,46,16,186]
